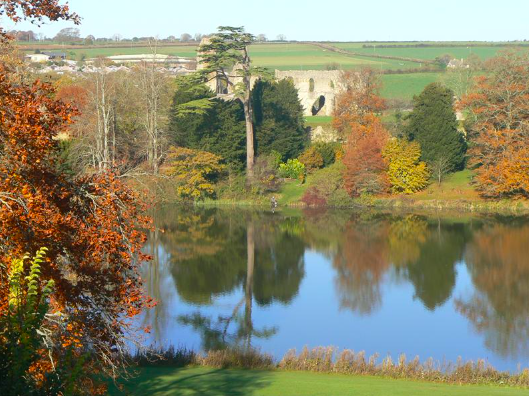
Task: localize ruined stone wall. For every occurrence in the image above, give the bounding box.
[275,70,342,116]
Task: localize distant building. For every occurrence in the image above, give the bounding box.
[447,58,470,69]
[43,52,67,60]
[104,54,194,66]
[25,53,50,63]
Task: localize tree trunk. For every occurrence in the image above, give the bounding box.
[245,220,255,348]
[244,96,255,181]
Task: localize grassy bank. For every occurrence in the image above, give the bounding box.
[197,170,529,215]
[112,367,528,396]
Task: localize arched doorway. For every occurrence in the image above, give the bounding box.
[311,95,326,116]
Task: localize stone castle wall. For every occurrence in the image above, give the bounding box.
[275,70,343,117]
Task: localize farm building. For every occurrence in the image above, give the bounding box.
[25,53,51,63]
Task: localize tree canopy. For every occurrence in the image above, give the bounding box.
[404,83,467,172]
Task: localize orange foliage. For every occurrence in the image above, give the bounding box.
[342,116,390,196]
[0,0,79,39]
[332,68,386,136]
[462,52,529,198]
[0,64,151,387]
[56,84,89,111]
[333,69,389,196]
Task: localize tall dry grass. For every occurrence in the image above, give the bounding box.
[129,345,529,387]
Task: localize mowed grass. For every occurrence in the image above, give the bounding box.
[111,367,529,396]
[278,180,308,206]
[305,115,333,128]
[332,42,529,61]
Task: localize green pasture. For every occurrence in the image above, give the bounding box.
[248,43,420,70]
[332,42,529,61]
[381,72,443,101]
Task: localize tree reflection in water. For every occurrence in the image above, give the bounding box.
[457,221,529,359]
[146,207,305,350]
[142,206,529,363]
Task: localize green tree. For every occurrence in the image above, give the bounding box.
[404,83,466,172]
[168,76,247,171]
[252,79,308,160]
[198,26,266,181]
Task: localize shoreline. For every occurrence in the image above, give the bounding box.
[193,197,529,215]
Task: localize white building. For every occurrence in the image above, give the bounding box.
[25,53,50,63]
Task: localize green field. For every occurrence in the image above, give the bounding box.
[24,42,421,70]
[248,44,421,71]
[332,42,529,61]
[21,41,513,101]
[30,45,198,59]
[382,72,444,101]
[111,367,529,396]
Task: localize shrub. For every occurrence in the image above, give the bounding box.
[298,147,324,172]
[313,142,340,167]
[252,154,282,193]
[301,187,327,207]
[382,138,430,194]
[164,146,225,201]
[0,248,55,395]
[301,163,352,207]
[279,159,306,180]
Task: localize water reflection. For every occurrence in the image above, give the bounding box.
[140,206,529,370]
[457,220,529,359]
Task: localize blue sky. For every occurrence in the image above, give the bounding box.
[4,0,529,42]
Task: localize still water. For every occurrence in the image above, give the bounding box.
[139,206,529,371]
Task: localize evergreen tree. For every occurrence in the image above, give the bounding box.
[405,83,466,172]
[253,79,308,160]
[169,77,308,171]
[168,78,247,171]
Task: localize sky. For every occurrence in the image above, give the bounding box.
[3,0,529,42]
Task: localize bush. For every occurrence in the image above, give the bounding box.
[252,155,282,193]
[301,163,352,207]
[313,142,341,167]
[279,159,306,181]
[298,147,324,172]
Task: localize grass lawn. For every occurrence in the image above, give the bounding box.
[111,367,529,396]
[305,115,333,128]
[278,180,307,206]
[414,170,481,201]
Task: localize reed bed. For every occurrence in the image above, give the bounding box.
[278,347,529,387]
[129,346,529,387]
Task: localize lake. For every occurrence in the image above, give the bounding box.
[139,206,529,372]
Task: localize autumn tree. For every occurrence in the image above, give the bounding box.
[164,146,225,201]
[0,0,79,40]
[462,52,529,197]
[298,146,324,172]
[332,68,386,138]
[334,68,389,196]
[382,138,429,194]
[0,67,151,394]
[404,83,467,172]
[198,26,266,182]
[342,115,390,196]
[1,2,151,393]
[134,42,172,174]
